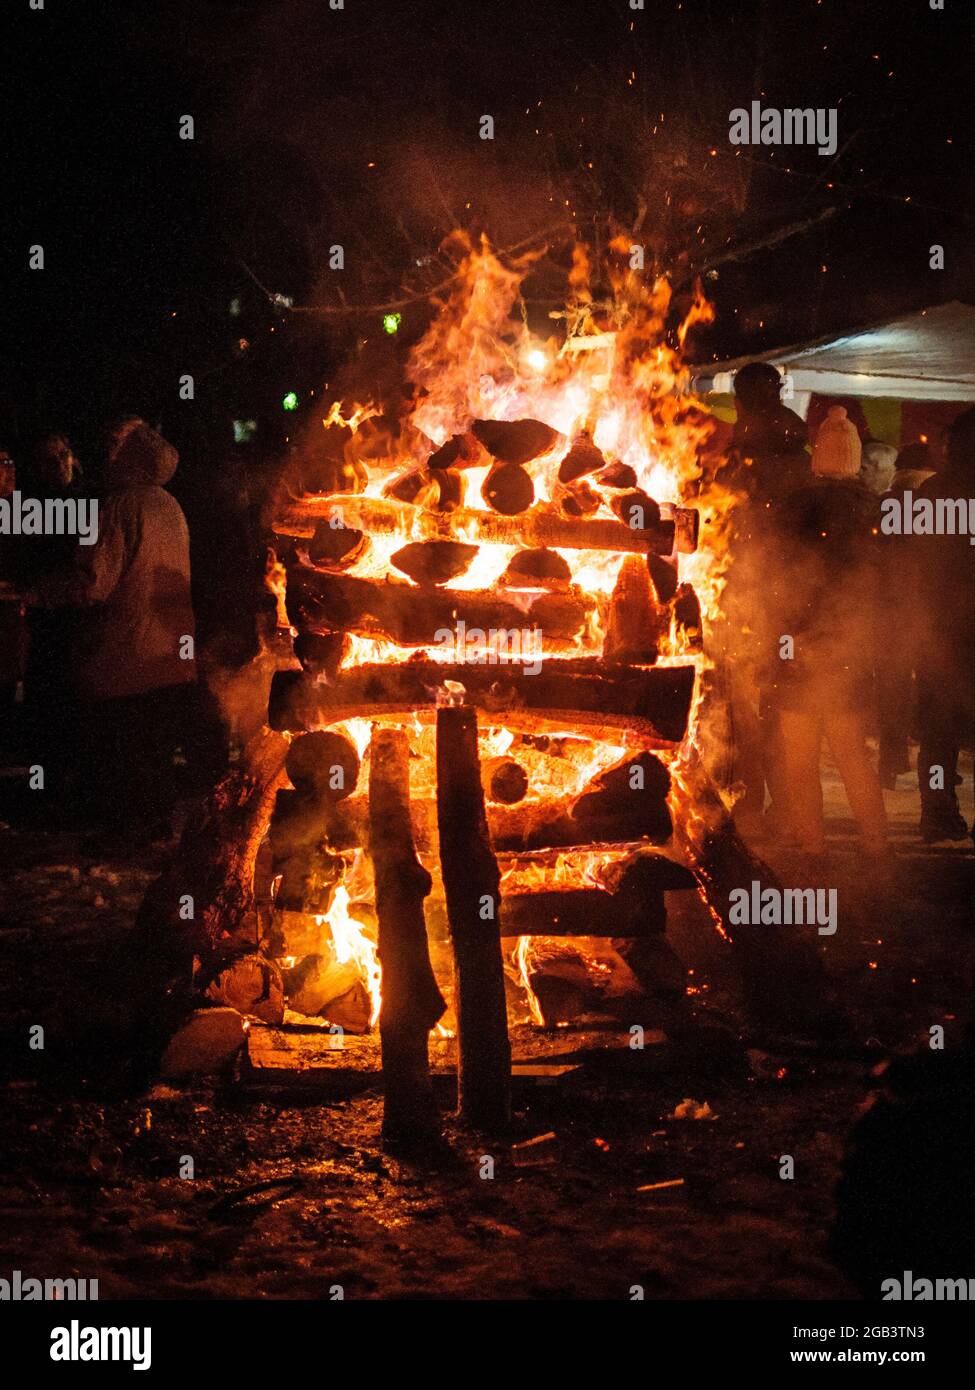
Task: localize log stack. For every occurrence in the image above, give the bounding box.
[259,414,707,1136]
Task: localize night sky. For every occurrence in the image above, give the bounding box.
[6,0,974,460]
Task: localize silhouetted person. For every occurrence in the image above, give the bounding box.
[875,443,934,790]
[721,362,811,837]
[19,433,88,810]
[912,407,975,843]
[28,423,197,845]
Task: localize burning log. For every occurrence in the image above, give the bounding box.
[273,493,681,556]
[558,480,602,518]
[303,522,368,570]
[571,750,673,843]
[431,469,464,512]
[437,707,511,1129]
[485,758,529,804]
[427,432,486,470]
[482,463,535,515]
[390,540,478,585]
[471,418,564,465]
[384,468,464,512]
[604,554,664,664]
[500,852,691,936]
[500,548,572,589]
[558,432,605,483]
[596,461,637,490]
[269,661,696,742]
[369,728,446,1144]
[502,887,665,936]
[663,502,701,555]
[286,955,370,1030]
[611,489,661,532]
[384,468,436,505]
[647,553,679,604]
[268,791,345,914]
[203,954,284,1024]
[673,583,703,643]
[287,566,593,644]
[287,729,360,799]
[269,730,360,914]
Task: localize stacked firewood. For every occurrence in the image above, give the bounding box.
[262,417,706,1067]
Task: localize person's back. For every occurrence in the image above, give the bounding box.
[728,362,810,506]
[35,423,197,842]
[912,461,975,698]
[909,408,975,843]
[40,424,195,700]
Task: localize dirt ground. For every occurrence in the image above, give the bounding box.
[1,754,973,1300]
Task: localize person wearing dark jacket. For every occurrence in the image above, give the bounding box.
[875,443,934,790]
[720,362,811,836]
[911,407,975,843]
[18,433,88,807]
[29,423,197,841]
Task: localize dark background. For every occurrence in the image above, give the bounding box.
[4,0,974,473]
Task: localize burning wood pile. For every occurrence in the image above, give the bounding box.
[149,239,820,1137]
[244,242,733,1127]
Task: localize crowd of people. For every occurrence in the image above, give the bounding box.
[718,362,975,859]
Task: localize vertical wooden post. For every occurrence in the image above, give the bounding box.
[369,728,445,1146]
[436,706,511,1129]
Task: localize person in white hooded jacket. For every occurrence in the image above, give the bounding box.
[30,422,197,840]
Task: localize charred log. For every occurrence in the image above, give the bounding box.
[391,540,478,585]
[604,554,664,664]
[499,548,572,589]
[269,661,697,743]
[437,707,511,1129]
[287,566,593,645]
[369,728,446,1144]
[558,433,605,483]
[482,463,535,515]
[471,418,563,465]
[485,759,529,804]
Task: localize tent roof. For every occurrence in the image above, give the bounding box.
[693,301,975,402]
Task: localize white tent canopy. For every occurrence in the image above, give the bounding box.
[693,301,975,403]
